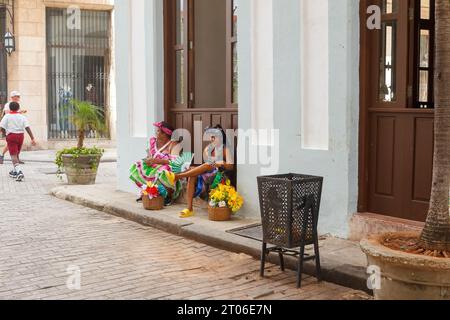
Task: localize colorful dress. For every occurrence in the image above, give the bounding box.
[194,145,232,200]
[129,137,182,199]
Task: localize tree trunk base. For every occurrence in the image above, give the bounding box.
[361,232,450,300]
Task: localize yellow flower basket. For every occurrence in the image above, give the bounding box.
[209,183,244,218]
[208,206,232,221]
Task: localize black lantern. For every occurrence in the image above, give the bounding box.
[1,0,15,55]
[4,31,15,55]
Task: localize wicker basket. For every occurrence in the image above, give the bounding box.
[143,196,164,211]
[208,206,232,221]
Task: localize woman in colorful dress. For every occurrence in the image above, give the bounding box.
[130,121,182,203]
[172,125,235,218]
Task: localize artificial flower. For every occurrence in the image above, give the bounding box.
[208,183,244,214]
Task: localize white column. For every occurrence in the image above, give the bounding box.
[129,0,148,137]
[251,0,274,145]
[300,0,329,150]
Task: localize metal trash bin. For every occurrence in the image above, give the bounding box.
[257,174,323,288]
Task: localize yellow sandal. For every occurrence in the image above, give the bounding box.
[179,209,195,218]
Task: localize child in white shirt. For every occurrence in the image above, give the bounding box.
[0,102,36,182]
[1,91,27,164]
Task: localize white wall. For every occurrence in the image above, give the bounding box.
[115,0,164,194]
[237,0,360,238]
[300,0,329,150]
[251,0,274,144]
[115,0,361,238]
[129,0,148,138]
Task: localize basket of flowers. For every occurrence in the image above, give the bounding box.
[141,181,164,211]
[208,180,244,221]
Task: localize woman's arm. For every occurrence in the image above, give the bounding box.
[145,158,170,166]
[203,146,210,164]
[215,148,234,171]
[150,141,180,165]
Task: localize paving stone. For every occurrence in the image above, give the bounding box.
[0,155,371,300]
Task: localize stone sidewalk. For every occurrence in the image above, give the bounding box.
[0,153,370,300]
[51,184,370,293]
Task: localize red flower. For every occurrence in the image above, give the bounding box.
[148,186,159,198]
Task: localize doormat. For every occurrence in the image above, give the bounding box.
[227,224,263,242]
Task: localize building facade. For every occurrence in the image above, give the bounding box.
[115,0,435,239]
[0,0,116,149]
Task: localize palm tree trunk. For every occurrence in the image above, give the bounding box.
[78,129,85,149]
[419,0,450,251]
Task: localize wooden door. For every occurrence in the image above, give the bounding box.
[359,0,435,222]
[164,0,239,152]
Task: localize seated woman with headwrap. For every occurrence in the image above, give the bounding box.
[170,125,235,218]
[130,121,182,204]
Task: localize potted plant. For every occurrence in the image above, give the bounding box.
[208,181,244,221]
[361,1,450,300]
[55,99,105,185]
[141,181,165,211]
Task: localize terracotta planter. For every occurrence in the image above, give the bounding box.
[143,196,164,211]
[208,206,232,221]
[62,154,102,185]
[361,232,450,300]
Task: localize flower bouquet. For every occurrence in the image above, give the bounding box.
[208,181,244,221]
[141,181,165,211]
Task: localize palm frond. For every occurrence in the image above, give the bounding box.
[68,99,105,134]
[66,99,106,148]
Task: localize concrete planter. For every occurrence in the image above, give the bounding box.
[361,232,450,300]
[62,154,102,185]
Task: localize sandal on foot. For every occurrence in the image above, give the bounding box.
[179,209,194,218]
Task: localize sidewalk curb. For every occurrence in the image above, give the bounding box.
[50,186,371,294]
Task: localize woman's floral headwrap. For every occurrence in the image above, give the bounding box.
[154,122,174,137]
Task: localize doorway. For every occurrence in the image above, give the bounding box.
[164,0,239,152]
[359,0,435,222]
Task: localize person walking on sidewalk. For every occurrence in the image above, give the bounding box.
[0,91,28,165]
[0,102,36,182]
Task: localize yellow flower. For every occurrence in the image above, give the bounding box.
[209,183,244,213]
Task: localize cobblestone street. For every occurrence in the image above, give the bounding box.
[0,154,369,300]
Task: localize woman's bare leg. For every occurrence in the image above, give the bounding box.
[176,163,214,181]
[185,177,198,212]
